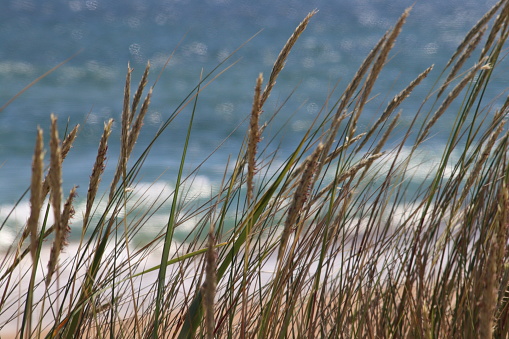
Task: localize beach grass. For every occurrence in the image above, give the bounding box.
[2,1,509,338]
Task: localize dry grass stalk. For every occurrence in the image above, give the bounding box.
[358,65,434,151]
[60,186,77,235]
[247,73,263,204]
[278,143,323,260]
[466,24,509,115]
[241,74,264,335]
[494,176,509,337]
[417,60,486,145]
[494,96,509,121]
[41,124,79,199]
[348,7,411,140]
[320,31,387,168]
[127,63,151,157]
[447,0,504,68]
[122,64,133,159]
[110,63,150,201]
[127,88,152,157]
[467,54,507,117]
[83,119,114,228]
[131,61,150,119]
[478,225,502,337]
[336,33,387,118]
[46,114,63,286]
[60,186,77,240]
[371,110,402,156]
[202,231,218,339]
[27,127,44,262]
[49,114,62,225]
[481,0,509,59]
[260,10,317,107]
[458,119,506,206]
[109,65,133,202]
[61,124,79,160]
[45,186,76,288]
[438,28,486,98]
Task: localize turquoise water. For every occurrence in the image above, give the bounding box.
[0,0,505,246]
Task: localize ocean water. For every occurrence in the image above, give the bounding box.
[0,0,505,247]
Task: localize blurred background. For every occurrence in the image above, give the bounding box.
[0,0,504,244]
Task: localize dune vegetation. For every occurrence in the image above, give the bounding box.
[2,1,509,338]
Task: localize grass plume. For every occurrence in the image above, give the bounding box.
[2,5,509,339]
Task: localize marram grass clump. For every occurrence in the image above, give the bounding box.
[2,1,509,338]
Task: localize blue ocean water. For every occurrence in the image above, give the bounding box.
[0,0,505,246]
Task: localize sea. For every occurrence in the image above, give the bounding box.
[0,0,506,248]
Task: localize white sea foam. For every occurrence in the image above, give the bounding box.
[184,175,214,200]
[0,228,16,249]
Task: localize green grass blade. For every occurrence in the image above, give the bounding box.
[152,74,200,338]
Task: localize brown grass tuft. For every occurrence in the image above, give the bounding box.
[41,124,79,201]
[46,114,63,286]
[131,61,150,118]
[260,10,317,107]
[279,143,323,260]
[110,62,151,201]
[319,27,387,169]
[448,0,504,68]
[127,87,152,157]
[247,73,263,205]
[27,127,44,262]
[348,7,411,141]
[121,63,133,165]
[83,119,113,229]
